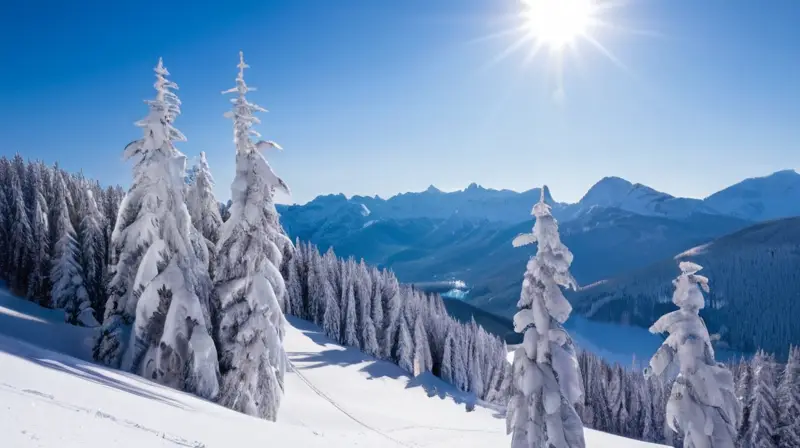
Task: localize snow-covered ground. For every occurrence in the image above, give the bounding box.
[0,289,665,447]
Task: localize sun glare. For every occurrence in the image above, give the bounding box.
[521,0,596,50]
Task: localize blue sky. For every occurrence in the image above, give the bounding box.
[1,0,798,204]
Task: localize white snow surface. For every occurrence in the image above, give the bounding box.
[0,289,664,447]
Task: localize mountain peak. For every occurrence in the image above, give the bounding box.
[579,176,634,206]
[465,182,483,192]
[425,184,442,194]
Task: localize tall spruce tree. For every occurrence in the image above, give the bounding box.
[26,162,51,303]
[645,261,740,448]
[94,58,219,400]
[214,52,291,421]
[79,189,107,319]
[507,188,585,448]
[50,172,95,326]
[747,350,779,448]
[8,166,32,295]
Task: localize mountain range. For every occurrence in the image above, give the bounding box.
[278,169,800,354]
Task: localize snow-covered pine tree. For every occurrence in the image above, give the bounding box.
[186,151,223,277]
[507,188,585,448]
[381,270,403,360]
[606,365,628,435]
[641,377,658,443]
[369,266,385,344]
[746,350,779,448]
[412,312,432,375]
[342,280,360,348]
[214,52,291,421]
[95,58,219,400]
[79,189,107,317]
[26,162,51,304]
[396,311,414,374]
[736,357,754,444]
[8,166,33,295]
[645,261,740,448]
[50,171,96,326]
[778,346,800,448]
[0,159,11,279]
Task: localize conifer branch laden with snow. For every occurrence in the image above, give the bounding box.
[507,187,586,448]
[214,51,292,421]
[94,58,219,400]
[645,261,740,448]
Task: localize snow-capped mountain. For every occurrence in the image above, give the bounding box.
[561,176,714,220]
[277,169,800,345]
[570,216,800,358]
[704,169,800,221]
[279,184,559,228]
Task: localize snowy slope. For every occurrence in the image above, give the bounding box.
[0,293,664,447]
[571,217,800,358]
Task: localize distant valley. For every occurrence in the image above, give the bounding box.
[278,169,800,354]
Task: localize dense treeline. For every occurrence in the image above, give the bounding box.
[0,150,511,405]
[572,218,800,358]
[578,348,800,448]
[282,240,511,404]
[0,154,124,320]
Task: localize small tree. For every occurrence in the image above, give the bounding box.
[645,261,739,448]
[506,188,585,448]
[214,52,291,421]
[778,346,800,448]
[187,151,223,277]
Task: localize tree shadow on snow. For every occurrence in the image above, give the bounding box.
[0,308,192,411]
[404,372,477,411]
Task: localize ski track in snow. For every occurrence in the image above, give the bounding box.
[288,361,415,447]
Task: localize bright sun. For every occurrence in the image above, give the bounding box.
[521,0,597,50]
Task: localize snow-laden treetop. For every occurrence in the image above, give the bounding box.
[222,51,288,195]
[223,52,283,155]
[124,58,186,160]
[512,187,577,297]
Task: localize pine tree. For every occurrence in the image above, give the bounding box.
[26,162,51,304]
[79,189,107,317]
[214,52,291,420]
[8,167,32,295]
[777,346,800,448]
[342,281,359,348]
[95,58,219,400]
[641,378,658,443]
[606,365,627,435]
[747,350,779,448]
[187,151,223,277]
[412,312,432,375]
[396,313,414,374]
[645,261,740,448]
[507,189,585,448]
[0,159,12,279]
[50,171,96,326]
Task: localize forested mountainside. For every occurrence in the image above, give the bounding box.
[571,217,800,358]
